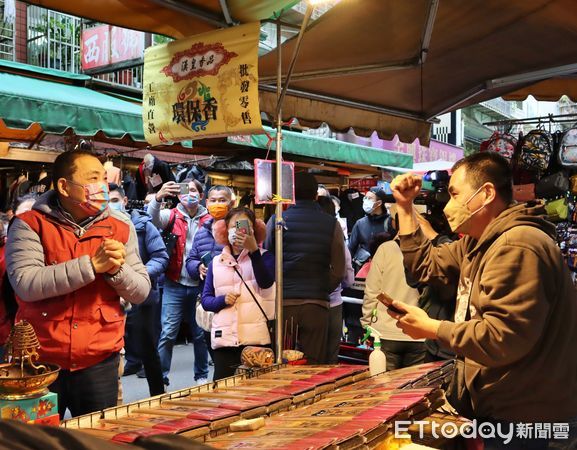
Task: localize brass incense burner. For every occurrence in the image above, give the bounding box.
[0,321,60,400]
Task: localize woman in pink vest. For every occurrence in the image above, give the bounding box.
[201,207,275,380]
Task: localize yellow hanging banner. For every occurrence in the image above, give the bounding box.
[143,22,262,145]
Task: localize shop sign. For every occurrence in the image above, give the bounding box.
[142,22,262,145]
[81,25,110,70]
[81,26,144,71]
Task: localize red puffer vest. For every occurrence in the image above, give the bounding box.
[15,210,129,371]
[165,207,210,283]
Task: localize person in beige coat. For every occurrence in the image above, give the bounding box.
[361,239,425,371]
[389,152,577,448]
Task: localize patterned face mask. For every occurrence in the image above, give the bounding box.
[179,192,199,209]
[68,180,110,216]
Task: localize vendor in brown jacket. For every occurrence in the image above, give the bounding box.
[389,153,577,438]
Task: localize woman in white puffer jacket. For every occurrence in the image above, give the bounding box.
[201,207,275,380]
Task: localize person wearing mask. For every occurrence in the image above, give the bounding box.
[317,196,354,364]
[201,207,274,380]
[186,186,235,283]
[265,172,346,364]
[186,185,235,359]
[389,152,577,448]
[5,150,150,418]
[348,187,395,271]
[109,184,168,397]
[148,180,210,386]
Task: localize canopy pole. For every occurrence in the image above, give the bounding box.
[274,4,314,364]
[274,18,284,364]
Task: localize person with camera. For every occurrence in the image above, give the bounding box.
[388,152,577,448]
[201,207,274,380]
[147,179,211,387]
[348,187,395,271]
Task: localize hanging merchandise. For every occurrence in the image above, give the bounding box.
[570,175,577,195]
[512,183,536,203]
[545,198,569,221]
[559,127,577,168]
[517,128,553,173]
[535,171,570,199]
[479,130,517,160]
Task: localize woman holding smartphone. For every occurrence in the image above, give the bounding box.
[201,207,275,380]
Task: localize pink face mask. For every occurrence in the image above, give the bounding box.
[68,180,110,215]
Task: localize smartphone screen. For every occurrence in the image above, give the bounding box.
[179,183,189,195]
[236,219,250,234]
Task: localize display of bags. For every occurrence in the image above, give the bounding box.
[517,129,553,172]
[559,127,577,168]
[480,131,518,160]
[545,198,569,221]
[536,171,570,198]
[512,184,536,202]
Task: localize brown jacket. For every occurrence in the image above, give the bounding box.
[400,203,577,422]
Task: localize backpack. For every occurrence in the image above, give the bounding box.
[517,129,553,172]
[480,131,517,160]
[559,127,577,168]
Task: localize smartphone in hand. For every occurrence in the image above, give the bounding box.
[377,292,406,315]
[200,252,213,267]
[178,183,190,195]
[236,219,250,235]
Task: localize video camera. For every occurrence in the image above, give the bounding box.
[415,170,451,211]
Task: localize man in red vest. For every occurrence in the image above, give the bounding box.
[5,150,151,418]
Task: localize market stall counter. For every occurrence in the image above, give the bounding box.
[60,361,460,449]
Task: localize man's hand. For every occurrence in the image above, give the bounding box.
[199,263,208,280]
[103,239,126,275]
[225,292,239,306]
[155,181,180,202]
[386,300,441,340]
[91,239,126,275]
[91,244,116,274]
[391,174,423,210]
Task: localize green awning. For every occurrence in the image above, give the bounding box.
[228,127,413,168]
[0,70,145,141]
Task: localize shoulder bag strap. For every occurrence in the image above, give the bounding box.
[233,265,269,323]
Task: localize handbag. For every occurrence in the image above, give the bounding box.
[161,210,178,259]
[512,183,535,202]
[233,266,275,345]
[196,296,213,332]
[535,171,569,198]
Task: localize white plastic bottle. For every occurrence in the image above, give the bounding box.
[368,329,387,376]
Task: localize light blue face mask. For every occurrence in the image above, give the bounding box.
[109,201,124,212]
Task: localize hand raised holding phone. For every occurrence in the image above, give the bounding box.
[234,219,258,253]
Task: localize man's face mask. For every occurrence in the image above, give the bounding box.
[68,180,109,216]
[443,184,487,234]
[109,200,125,212]
[208,203,229,220]
[363,198,375,214]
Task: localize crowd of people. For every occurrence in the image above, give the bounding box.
[1,149,576,448]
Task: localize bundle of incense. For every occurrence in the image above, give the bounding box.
[78,423,171,443]
[134,406,240,430]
